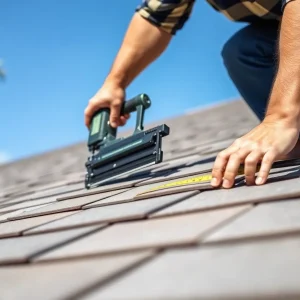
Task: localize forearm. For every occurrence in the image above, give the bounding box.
[265,0,300,128]
[105,13,172,88]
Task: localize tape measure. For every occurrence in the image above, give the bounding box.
[137,167,247,196]
[147,174,212,192]
[137,174,213,196]
[136,158,300,197]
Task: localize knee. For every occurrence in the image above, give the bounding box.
[221,33,242,70]
[221,24,258,71]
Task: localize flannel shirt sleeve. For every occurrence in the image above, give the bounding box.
[135,0,195,35]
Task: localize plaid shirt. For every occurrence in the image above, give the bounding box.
[136,0,294,35]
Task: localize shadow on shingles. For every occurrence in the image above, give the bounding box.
[153,156,217,176]
[187,156,217,167]
[105,156,218,185]
[269,166,300,176]
[103,158,300,188]
[236,167,300,188]
[105,169,170,185]
[267,168,300,184]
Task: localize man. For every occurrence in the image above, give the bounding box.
[84,0,300,189]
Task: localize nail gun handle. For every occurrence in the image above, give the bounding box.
[121,93,151,115]
[122,93,151,133]
[87,93,151,151]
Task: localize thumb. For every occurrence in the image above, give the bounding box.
[110,99,123,128]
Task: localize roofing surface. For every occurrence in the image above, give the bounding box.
[1,99,300,300]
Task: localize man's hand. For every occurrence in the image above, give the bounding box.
[84,82,130,129]
[211,0,300,189]
[211,118,299,189]
[84,13,172,129]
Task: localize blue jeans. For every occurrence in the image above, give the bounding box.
[222,21,279,121]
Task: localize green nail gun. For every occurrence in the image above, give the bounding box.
[85,93,170,189]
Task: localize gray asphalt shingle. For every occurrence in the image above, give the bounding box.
[85,236,300,300]
[1,99,299,299]
[34,205,250,262]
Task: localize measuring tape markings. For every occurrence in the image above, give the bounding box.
[137,174,213,196]
[150,174,212,190]
[137,167,247,196]
[137,159,300,196]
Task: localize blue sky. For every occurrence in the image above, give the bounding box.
[0,0,245,162]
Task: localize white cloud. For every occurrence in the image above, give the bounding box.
[0,151,11,165]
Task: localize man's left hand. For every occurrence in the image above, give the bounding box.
[210,118,299,189]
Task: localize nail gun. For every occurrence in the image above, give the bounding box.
[85,93,170,189]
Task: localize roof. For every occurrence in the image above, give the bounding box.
[1,98,300,300]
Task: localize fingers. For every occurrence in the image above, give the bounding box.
[211,145,277,189]
[84,99,104,128]
[119,114,130,126]
[110,99,123,128]
[211,144,240,187]
[222,149,251,188]
[84,99,129,129]
[210,121,296,189]
[255,150,277,185]
[119,116,128,126]
[211,137,259,188]
[244,150,263,185]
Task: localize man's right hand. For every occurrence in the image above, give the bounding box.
[84,81,130,129]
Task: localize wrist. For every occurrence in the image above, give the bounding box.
[104,73,128,89]
[265,76,300,129]
[264,112,300,130]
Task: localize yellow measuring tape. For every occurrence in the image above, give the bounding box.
[137,167,246,196]
[137,158,299,196]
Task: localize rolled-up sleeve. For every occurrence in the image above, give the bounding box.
[135,0,195,35]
